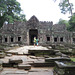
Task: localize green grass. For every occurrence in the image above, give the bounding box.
[71,58,75,62]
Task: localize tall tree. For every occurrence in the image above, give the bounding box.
[59,0,73,16]
[0,0,26,28]
[68,13,75,31]
[58,18,69,27]
[53,0,73,16]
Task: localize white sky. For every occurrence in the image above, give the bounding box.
[17,0,75,24]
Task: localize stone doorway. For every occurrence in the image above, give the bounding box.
[29,29,38,45]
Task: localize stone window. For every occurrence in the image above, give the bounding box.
[54,37,57,42]
[60,37,63,42]
[5,38,7,42]
[47,37,50,41]
[18,37,21,41]
[73,38,75,42]
[11,37,13,42]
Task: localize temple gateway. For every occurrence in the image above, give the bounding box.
[0,15,75,45]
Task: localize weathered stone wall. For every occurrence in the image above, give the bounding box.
[0,15,75,45]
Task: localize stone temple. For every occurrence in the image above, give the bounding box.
[0,15,75,45]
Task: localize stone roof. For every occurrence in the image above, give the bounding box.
[53,24,66,31]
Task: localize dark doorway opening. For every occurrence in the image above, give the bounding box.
[60,37,63,42]
[29,29,38,45]
[18,37,21,41]
[5,38,7,42]
[54,37,57,42]
[73,38,75,43]
[47,37,50,41]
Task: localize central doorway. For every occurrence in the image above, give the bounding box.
[29,29,38,45]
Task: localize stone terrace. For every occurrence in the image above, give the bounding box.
[0,46,53,75]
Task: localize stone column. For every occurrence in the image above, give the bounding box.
[14,36,17,43]
[27,30,29,45]
[70,37,73,44]
[2,36,4,43]
[63,37,66,43]
[8,36,10,43]
[51,36,54,43]
[58,37,60,43]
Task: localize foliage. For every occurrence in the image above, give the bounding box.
[71,58,75,62]
[59,0,73,16]
[0,0,26,28]
[68,13,75,31]
[53,0,73,16]
[58,18,70,28]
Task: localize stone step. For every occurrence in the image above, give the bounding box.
[0,50,4,52]
[18,64,31,70]
[0,68,28,75]
[23,52,30,55]
[3,62,14,67]
[45,57,71,63]
[9,58,23,64]
[6,54,12,57]
[0,53,5,58]
[0,60,3,71]
[2,59,18,67]
[6,51,18,55]
[30,62,54,67]
[28,50,55,56]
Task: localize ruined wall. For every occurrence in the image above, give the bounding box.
[0,15,74,45]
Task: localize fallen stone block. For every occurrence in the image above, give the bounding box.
[3,59,18,67]
[0,53,5,58]
[54,61,75,75]
[9,58,23,64]
[6,54,12,57]
[23,52,30,55]
[45,57,71,63]
[6,51,18,55]
[0,60,3,71]
[31,62,54,67]
[28,50,55,56]
[18,64,31,70]
[0,69,28,75]
[54,50,60,53]
[29,56,37,59]
[3,62,13,67]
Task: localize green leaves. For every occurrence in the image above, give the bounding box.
[59,0,73,16]
[58,18,69,28]
[68,13,75,31]
[0,0,26,28]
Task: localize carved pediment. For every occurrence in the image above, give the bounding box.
[26,15,39,28]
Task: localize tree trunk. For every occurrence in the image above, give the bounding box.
[67,0,73,16]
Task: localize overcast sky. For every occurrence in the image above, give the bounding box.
[17,0,75,24]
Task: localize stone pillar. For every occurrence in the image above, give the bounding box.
[14,36,17,43]
[70,37,73,44]
[27,30,29,45]
[7,36,9,43]
[63,37,66,43]
[51,36,54,43]
[2,36,4,43]
[58,37,60,43]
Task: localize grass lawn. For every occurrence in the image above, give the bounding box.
[71,58,75,62]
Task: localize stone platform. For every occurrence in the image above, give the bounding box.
[0,46,53,75]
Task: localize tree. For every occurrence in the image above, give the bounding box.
[0,0,26,28]
[68,13,75,31]
[58,18,69,27]
[53,0,73,16]
[59,0,73,16]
